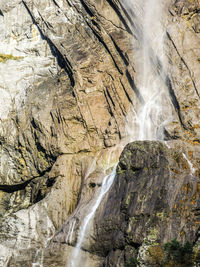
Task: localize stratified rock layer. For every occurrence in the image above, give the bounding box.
[0,0,199,266]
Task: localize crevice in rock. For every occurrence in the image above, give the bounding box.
[126,70,144,104]
[0,165,52,194]
[109,35,129,66]
[0,180,32,193]
[36,141,56,162]
[163,127,180,140]
[106,87,116,109]
[52,0,60,8]
[65,0,72,7]
[22,0,75,87]
[33,188,44,203]
[106,0,133,35]
[193,227,200,244]
[126,239,141,250]
[0,9,3,16]
[80,0,95,17]
[110,84,127,117]
[166,31,200,99]
[30,118,44,134]
[104,89,114,117]
[103,88,122,141]
[30,119,57,163]
[37,10,53,30]
[165,75,186,129]
[119,79,134,105]
[32,176,57,204]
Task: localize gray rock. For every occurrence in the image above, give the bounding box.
[0,0,200,265]
[93,141,200,266]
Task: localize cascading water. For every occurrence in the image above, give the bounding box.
[69,167,116,267]
[182,153,196,175]
[126,0,173,142]
[67,1,173,266]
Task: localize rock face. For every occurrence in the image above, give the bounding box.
[166,0,200,141]
[0,0,199,266]
[93,141,200,266]
[43,141,200,266]
[0,0,137,265]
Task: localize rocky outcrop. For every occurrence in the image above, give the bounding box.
[166,0,200,140]
[0,0,135,217]
[0,0,138,264]
[93,141,200,266]
[0,0,199,266]
[43,141,200,266]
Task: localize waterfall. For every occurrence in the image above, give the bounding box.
[69,167,116,267]
[66,1,172,266]
[126,0,172,142]
[182,153,196,175]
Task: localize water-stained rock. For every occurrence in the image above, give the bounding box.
[93,141,200,266]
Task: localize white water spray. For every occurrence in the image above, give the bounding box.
[69,167,116,267]
[126,0,172,141]
[65,219,77,245]
[67,1,172,266]
[182,153,196,175]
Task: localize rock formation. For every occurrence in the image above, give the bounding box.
[93,141,200,266]
[0,0,199,266]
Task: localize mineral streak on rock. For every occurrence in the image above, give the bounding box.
[0,0,199,266]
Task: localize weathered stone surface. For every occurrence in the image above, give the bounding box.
[91,141,200,266]
[166,0,200,141]
[43,140,200,266]
[0,0,137,213]
[0,1,136,262]
[0,0,199,266]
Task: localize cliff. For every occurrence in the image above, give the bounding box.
[0,0,199,266]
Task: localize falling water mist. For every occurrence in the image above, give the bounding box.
[67,148,120,267]
[69,167,117,267]
[67,0,172,266]
[126,0,173,142]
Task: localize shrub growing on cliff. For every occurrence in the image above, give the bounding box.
[163,239,194,266]
[125,257,138,267]
[147,239,199,267]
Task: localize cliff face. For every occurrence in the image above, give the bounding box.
[0,0,137,265]
[92,141,200,266]
[0,0,199,266]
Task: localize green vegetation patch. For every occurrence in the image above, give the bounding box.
[147,239,200,267]
[163,239,199,267]
[125,257,138,267]
[125,239,200,267]
[0,53,23,63]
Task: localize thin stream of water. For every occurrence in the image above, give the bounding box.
[67,0,171,266]
[69,167,117,267]
[182,153,196,175]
